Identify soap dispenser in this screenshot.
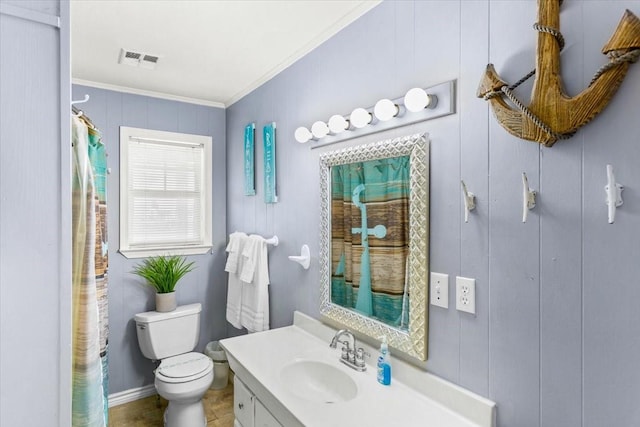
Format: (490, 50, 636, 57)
(377, 336, 391, 385)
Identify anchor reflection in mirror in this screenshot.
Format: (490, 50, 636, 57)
(330, 156, 410, 331)
(320, 133, 428, 360)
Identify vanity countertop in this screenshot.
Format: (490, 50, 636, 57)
(220, 318, 494, 427)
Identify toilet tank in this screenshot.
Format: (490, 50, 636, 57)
(134, 303, 202, 360)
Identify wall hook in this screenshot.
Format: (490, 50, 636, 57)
(604, 164, 623, 224)
(289, 244, 310, 269)
(522, 172, 536, 223)
(460, 180, 476, 223)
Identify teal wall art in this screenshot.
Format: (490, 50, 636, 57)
(244, 123, 256, 196)
(244, 123, 255, 196)
(263, 122, 277, 203)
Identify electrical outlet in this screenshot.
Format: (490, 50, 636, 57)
(430, 272, 449, 309)
(456, 276, 476, 314)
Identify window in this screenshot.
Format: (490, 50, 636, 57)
(120, 126, 212, 258)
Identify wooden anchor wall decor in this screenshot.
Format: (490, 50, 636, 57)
(477, 0, 640, 147)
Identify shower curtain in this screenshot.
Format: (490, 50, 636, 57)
(330, 156, 410, 328)
(72, 114, 109, 427)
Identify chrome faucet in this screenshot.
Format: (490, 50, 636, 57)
(330, 329, 355, 350)
(329, 329, 369, 372)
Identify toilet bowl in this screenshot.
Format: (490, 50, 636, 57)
(134, 304, 214, 427)
(155, 352, 214, 427)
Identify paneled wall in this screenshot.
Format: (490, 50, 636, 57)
(0, 0, 70, 425)
(72, 85, 227, 394)
(226, 1, 640, 426)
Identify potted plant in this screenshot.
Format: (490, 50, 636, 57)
(132, 255, 195, 312)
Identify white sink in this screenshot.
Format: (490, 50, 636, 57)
(279, 359, 358, 404)
(221, 319, 496, 426)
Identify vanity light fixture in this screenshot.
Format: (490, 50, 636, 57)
(404, 87, 437, 112)
(350, 107, 373, 129)
(311, 121, 330, 139)
(293, 79, 455, 147)
(373, 98, 400, 122)
(294, 126, 313, 144)
(328, 115, 349, 134)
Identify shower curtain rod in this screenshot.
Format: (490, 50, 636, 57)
(71, 94, 89, 105)
(72, 94, 90, 118)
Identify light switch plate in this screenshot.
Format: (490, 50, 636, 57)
(456, 276, 476, 314)
(430, 272, 449, 309)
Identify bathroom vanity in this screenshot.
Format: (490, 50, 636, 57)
(233, 376, 283, 427)
(220, 312, 496, 427)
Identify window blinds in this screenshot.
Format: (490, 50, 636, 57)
(127, 138, 205, 248)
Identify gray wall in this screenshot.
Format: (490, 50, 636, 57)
(226, 1, 640, 426)
(72, 85, 228, 394)
(0, 0, 71, 425)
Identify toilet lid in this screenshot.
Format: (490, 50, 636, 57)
(157, 352, 211, 379)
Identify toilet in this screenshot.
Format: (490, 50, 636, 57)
(134, 303, 213, 427)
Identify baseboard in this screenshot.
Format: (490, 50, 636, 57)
(108, 384, 157, 408)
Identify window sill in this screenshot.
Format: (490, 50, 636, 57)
(119, 245, 213, 259)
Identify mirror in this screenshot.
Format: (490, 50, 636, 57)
(330, 156, 411, 330)
(319, 133, 429, 361)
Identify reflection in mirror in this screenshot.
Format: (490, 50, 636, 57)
(330, 156, 410, 331)
(319, 133, 429, 361)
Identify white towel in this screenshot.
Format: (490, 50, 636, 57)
(225, 232, 248, 329)
(239, 235, 270, 332)
(225, 231, 245, 274)
(239, 234, 257, 283)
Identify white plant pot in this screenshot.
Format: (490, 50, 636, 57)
(156, 292, 176, 312)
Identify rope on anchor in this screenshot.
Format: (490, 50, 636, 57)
(483, 22, 572, 140)
(533, 23, 565, 50)
(590, 49, 640, 86)
(483, 19, 640, 141)
(484, 23, 564, 99)
(500, 86, 575, 140)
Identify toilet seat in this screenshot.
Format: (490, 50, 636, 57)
(156, 352, 213, 384)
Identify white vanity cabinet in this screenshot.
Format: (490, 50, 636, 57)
(234, 376, 283, 427)
(233, 376, 253, 427)
(221, 313, 497, 427)
(255, 399, 282, 427)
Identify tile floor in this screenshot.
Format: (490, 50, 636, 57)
(108, 382, 235, 427)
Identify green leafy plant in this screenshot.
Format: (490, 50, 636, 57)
(132, 255, 195, 294)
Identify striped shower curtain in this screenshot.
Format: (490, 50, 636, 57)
(330, 156, 410, 329)
(72, 115, 109, 427)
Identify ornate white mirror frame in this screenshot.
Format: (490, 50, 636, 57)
(319, 133, 429, 361)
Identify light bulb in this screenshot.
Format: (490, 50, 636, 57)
(328, 115, 349, 134)
(311, 121, 329, 139)
(294, 126, 312, 143)
(374, 99, 399, 121)
(404, 88, 436, 112)
(350, 108, 372, 129)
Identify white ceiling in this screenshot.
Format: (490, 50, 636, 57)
(71, 0, 380, 107)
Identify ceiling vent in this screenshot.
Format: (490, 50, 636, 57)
(140, 54, 159, 69)
(118, 49, 160, 70)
